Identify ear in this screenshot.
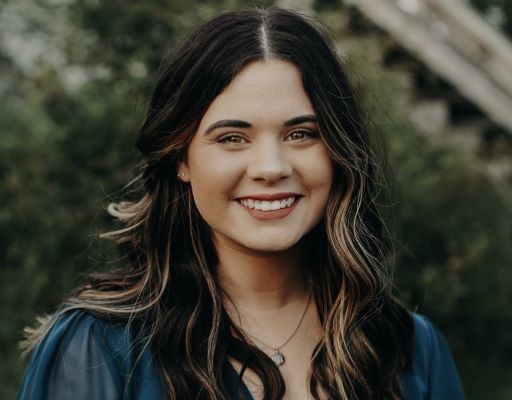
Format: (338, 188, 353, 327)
(177, 160, 191, 182)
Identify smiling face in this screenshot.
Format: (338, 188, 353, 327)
(178, 59, 333, 254)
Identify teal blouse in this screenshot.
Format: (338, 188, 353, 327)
(17, 310, 464, 399)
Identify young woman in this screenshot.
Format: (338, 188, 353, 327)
(17, 7, 464, 400)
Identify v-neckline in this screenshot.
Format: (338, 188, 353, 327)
(225, 361, 256, 400)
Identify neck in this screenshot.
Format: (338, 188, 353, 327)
(215, 239, 309, 312)
(213, 235, 323, 367)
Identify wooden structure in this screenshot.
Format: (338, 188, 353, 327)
(349, 0, 512, 135)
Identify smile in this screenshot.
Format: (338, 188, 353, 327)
(239, 196, 296, 211)
(236, 195, 301, 220)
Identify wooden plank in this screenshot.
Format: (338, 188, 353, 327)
(427, 0, 512, 72)
(426, 0, 512, 96)
(351, 0, 512, 134)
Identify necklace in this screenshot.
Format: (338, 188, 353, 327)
(242, 291, 311, 367)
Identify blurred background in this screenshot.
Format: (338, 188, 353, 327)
(1, 0, 511, 399)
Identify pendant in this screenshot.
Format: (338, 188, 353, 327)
(270, 350, 285, 366)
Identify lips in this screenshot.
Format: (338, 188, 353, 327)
(236, 192, 301, 201)
(237, 198, 300, 219)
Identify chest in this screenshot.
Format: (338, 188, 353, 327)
(229, 346, 328, 400)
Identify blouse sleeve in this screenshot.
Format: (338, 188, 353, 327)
(17, 310, 147, 400)
(401, 313, 465, 400)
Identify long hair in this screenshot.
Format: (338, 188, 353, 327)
(22, 7, 413, 399)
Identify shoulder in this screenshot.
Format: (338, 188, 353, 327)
(33, 309, 137, 371)
(17, 309, 165, 400)
(400, 313, 465, 399)
(410, 313, 444, 366)
(53, 309, 137, 355)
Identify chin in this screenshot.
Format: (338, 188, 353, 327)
(240, 236, 300, 253)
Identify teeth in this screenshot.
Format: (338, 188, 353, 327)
(240, 196, 297, 211)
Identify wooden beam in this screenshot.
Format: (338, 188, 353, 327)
(426, 0, 512, 97)
(351, 0, 512, 134)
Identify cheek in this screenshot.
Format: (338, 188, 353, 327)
(309, 160, 333, 223)
(187, 151, 244, 208)
(301, 147, 334, 196)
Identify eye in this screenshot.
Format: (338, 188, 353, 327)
(217, 134, 248, 146)
(285, 129, 318, 142)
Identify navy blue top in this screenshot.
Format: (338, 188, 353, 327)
(17, 310, 464, 399)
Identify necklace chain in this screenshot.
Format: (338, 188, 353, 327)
(241, 291, 311, 366)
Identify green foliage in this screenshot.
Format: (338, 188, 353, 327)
(1, 1, 511, 399)
(351, 43, 512, 399)
(389, 134, 512, 400)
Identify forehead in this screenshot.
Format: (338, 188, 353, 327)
(198, 60, 315, 129)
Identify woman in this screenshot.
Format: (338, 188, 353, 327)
(17, 6, 464, 400)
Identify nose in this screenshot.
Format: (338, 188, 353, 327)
(246, 138, 292, 182)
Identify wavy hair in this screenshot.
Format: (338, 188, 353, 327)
(22, 7, 413, 399)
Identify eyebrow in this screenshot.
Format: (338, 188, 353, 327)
(204, 114, 317, 135)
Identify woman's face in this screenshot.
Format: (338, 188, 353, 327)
(178, 59, 333, 253)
